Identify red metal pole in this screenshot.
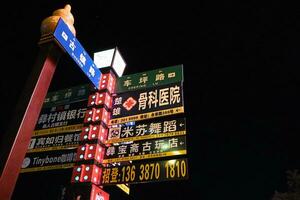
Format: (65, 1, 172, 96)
(0, 42, 62, 199)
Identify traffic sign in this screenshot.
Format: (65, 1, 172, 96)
(53, 18, 102, 89)
(102, 158, 188, 185)
(43, 84, 91, 108)
(116, 65, 183, 93)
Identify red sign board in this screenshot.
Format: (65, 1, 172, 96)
(90, 184, 109, 200)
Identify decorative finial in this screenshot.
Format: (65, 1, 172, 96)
(40, 4, 76, 36)
(64, 4, 71, 12)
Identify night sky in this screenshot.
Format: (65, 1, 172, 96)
(1, 1, 300, 200)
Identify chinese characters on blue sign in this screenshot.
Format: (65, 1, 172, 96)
(53, 18, 101, 89)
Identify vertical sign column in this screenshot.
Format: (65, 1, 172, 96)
(69, 72, 116, 200)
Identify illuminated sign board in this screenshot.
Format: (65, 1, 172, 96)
(107, 117, 186, 143)
(34, 100, 87, 130)
(116, 65, 183, 93)
(33, 124, 83, 137)
(53, 18, 101, 89)
(27, 131, 80, 153)
(110, 83, 184, 125)
(103, 136, 187, 163)
(102, 158, 188, 185)
(22, 85, 90, 173)
(20, 149, 76, 173)
(43, 84, 91, 108)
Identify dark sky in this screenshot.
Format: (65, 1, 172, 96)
(1, 1, 300, 200)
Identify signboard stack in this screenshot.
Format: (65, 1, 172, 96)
(101, 65, 189, 186)
(20, 84, 92, 173)
(69, 72, 116, 199)
(10, 7, 188, 199)
(14, 85, 96, 199)
(52, 17, 116, 200)
(17, 65, 188, 199)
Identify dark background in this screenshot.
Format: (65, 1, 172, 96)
(1, 1, 300, 200)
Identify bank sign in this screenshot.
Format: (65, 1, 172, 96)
(34, 100, 87, 130)
(110, 83, 184, 125)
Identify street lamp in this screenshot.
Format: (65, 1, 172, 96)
(93, 47, 126, 77)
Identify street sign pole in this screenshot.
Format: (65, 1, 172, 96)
(0, 5, 74, 199)
(0, 40, 62, 200)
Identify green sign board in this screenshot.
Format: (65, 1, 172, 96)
(116, 64, 183, 93)
(43, 84, 92, 108)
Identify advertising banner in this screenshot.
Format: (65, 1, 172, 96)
(27, 131, 81, 153)
(110, 82, 184, 125)
(34, 100, 87, 131)
(102, 158, 188, 185)
(103, 136, 187, 163)
(20, 149, 77, 173)
(107, 117, 186, 143)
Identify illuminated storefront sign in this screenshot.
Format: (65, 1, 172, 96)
(28, 131, 81, 153)
(102, 158, 188, 185)
(107, 117, 186, 143)
(20, 149, 77, 173)
(110, 82, 184, 125)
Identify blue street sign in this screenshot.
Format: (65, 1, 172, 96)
(53, 18, 101, 89)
